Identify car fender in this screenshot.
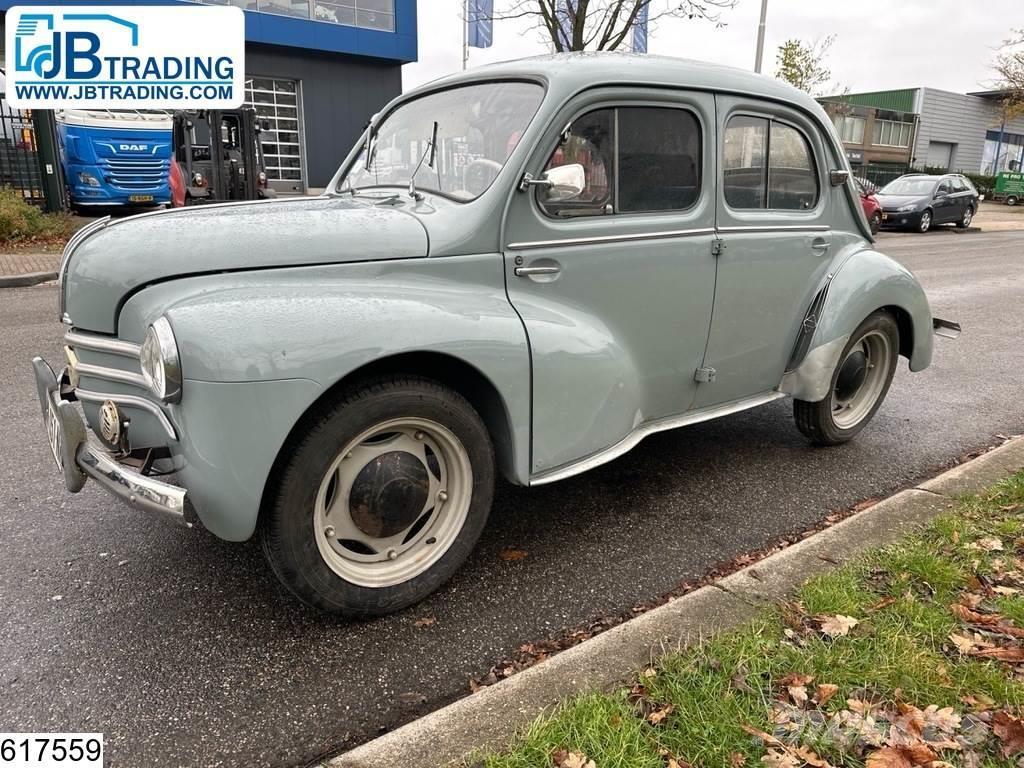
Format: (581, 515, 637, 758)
(779, 247, 933, 403)
(119, 255, 531, 540)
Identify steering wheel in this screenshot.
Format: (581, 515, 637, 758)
(463, 158, 503, 197)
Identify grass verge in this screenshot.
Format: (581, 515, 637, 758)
(479, 471, 1024, 768)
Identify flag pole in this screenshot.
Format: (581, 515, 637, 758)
(462, 0, 469, 70)
(753, 0, 768, 73)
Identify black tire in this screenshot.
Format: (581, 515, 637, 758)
(917, 209, 932, 233)
(260, 376, 495, 617)
(869, 211, 881, 234)
(793, 311, 900, 446)
(956, 205, 974, 229)
(1007, 195, 1019, 207)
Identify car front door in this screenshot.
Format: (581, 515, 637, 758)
(933, 179, 956, 223)
(693, 95, 834, 410)
(503, 90, 717, 479)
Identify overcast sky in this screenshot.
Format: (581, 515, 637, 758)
(402, 0, 1021, 95)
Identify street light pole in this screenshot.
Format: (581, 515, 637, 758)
(753, 0, 768, 73)
(462, 0, 470, 70)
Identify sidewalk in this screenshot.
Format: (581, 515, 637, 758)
(0, 251, 60, 287)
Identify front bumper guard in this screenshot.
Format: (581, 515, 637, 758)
(32, 356, 189, 525)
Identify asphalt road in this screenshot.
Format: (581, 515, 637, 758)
(2, 230, 1023, 768)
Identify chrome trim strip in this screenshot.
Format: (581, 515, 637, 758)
(76, 362, 147, 389)
(717, 225, 831, 233)
(530, 391, 788, 486)
(507, 227, 716, 251)
(64, 330, 141, 358)
(77, 438, 187, 523)
(75, 389, 178, 440)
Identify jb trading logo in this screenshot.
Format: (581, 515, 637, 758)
(6, 5, 245, 109)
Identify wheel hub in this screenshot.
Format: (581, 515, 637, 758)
(835, 349, 868, 401)
(349, 451, 430, 538)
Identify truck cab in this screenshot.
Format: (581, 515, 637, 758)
(57, 110, 172, 210)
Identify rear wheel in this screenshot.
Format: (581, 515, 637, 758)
(956, 206, 974, 228)
(1007, 195, 1019, 207)
(260, 376, 495, 617)
(918, 209, 932, 233)
(793, 311, 899, 446)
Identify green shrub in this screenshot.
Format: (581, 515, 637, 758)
(962, 172, 997, 196)
(0, 187, 75, 244)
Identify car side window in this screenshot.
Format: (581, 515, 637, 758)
(539, 105, 702, 217)
(950, 177, 967, 193)
(938, 180, 952, 196)
(723, 115, 819, 211)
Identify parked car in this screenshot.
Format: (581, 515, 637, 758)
(875, 173, 979, 232)
(855, 177, 882, 234)
(33, 54, 957, 617)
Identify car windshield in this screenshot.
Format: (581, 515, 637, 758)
(880, 178, 938, 196)
(338, 81, 545, 202)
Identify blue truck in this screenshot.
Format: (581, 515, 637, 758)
(57, 110, 173, 210)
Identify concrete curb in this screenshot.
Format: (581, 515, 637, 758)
(0, 271, 58, 288)
(328, 437, 1024, 768)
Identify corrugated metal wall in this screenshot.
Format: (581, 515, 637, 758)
(916, 89, 1024, 172)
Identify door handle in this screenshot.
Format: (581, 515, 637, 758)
(810, 237, 830, 253)
(515, 265, 562, 277)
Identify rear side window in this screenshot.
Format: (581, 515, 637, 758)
(724, 115, 819, 211)
(539, 105, 701, 217)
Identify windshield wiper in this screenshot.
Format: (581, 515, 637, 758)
(407, 121, 439, 202)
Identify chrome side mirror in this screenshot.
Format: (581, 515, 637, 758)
(829, 168, 850, 186)
(520, 163, 587, 199)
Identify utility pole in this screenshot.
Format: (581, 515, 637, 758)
(462, 0, 469, 70)
(753, 0, 768, 73)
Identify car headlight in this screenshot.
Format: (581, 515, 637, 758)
(139, 316, 182, 403)
(897, 204, 918, 212)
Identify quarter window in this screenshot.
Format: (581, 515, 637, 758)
(723, 115, 819, 211)
(539, 106, 702, 217)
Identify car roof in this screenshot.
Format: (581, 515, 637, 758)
(424, 52, 825, 117)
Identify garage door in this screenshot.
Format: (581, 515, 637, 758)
(926, 141, 954, 171)
(245, 77, 305, 194)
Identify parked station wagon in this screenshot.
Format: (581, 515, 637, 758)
(34, 54, 958, 616)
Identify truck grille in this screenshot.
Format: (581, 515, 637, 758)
(100, 157, 168, 190)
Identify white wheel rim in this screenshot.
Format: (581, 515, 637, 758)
(313, 417, 473, 588)
(920, 212, 931, 231)
(963, 208, 972, 226)
(831, 330, 892, 430)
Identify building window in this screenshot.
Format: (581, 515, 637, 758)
(872, 119, 913, 148)
(832, 115, 865, 144)
(196, 0, 395, 31)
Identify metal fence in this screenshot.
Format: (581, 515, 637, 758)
(854, 164, 910, 191)
(0, 98, 66, 211)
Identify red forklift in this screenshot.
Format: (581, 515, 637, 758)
(171, 108, 276, 205)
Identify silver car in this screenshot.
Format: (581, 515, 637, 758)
(33, 54, 957, 616)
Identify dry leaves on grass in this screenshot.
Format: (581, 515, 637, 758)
(947, 594, 1024, 665)
(816, 614, 860, 638)
(551, 748, 596, 768)
(992, 711, 1024, 757)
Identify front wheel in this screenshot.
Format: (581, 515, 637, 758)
(956, 206, 974, 228)
(918, 209, 932, 233)
(793, 311, 899, 446)
(260, 376, 495, 616)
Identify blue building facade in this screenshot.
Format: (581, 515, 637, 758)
(0, 0, 417, 190)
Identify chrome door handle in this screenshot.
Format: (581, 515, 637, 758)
(515, 265, 561, 277)
(810, 237, 831, 253)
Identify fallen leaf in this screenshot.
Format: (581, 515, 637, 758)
(552, 749, 596, 768)
(413, 616, 436, 627)
(818, 614, 859, 638)
(760, 750, 799, 768)
(642, 667, 657, 679)
(993, 711, 1024, 757)
(778, 672, 814, 687)
(815, 683, 840, 706)
(973, 536, 1004, 552)
(993, 586, 1021, 596)
(970, 646, 1024, 662)
(741, 724, 787, 749)
(647, 703, 674, 725)
(922, 705, 961, 734)
(949, 632, 982, 654)
(730, 752, 747, 767)
(499, 548, 528, 561)
(867, 596, 897, 613)
(950, 603, 1003, 625)
(865, 744, 938, 768)
(787, 684, 809, 708)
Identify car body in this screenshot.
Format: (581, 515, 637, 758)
(876, 173, 979, 232)
(855, 177, 882, 234)
(33, 53, 956, 616)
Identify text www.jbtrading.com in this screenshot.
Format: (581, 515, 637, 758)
(13, 83, 234, 101)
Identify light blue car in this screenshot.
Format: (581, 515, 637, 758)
(33, 54, 958, 616)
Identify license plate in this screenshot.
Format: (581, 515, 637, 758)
(881, 213, 888, 220)
(45, 398, 64, 471)
(129, 194, 154, 202)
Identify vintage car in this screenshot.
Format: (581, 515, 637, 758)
(33, 54, 958, 616)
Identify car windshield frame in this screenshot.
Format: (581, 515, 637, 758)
(335, 78, 547, 203)
(879, 177, 940, 196)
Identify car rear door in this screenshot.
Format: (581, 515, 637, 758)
(503, 89, 717, 479)
(693, 95, 834, 409)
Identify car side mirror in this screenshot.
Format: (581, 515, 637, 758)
(542, 163, 586, 201)
(829, 169, 850, 186)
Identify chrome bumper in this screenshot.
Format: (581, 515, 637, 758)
(31, 356, 189, 525)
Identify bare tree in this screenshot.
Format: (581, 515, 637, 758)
(486, 0, 737, 53)
(993, 28, 1024, 121)
(774, 35, 835, 95)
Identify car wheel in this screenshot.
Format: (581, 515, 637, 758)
(260, 376, 495, 617)
(869, 211, 881, 234)
(1007, 195, 1019, 207)
(918, 210, 932, 233)
(956, 206, 974, 228)
(793, 311, 899, 446)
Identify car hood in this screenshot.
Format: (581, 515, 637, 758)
(63, 196, 430, 332)
(875, 194, 928, 209)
